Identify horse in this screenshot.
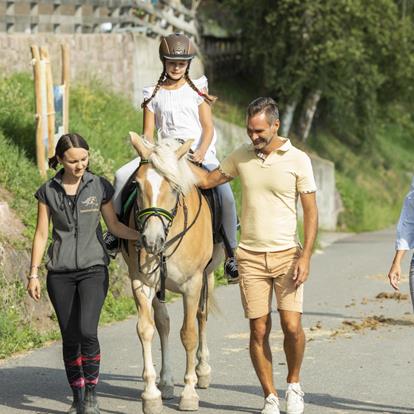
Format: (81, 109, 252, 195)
(121, 132, 223, 414)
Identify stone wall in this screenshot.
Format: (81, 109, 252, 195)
(214, 117, 341, 231)
(0, 32, 204, 105)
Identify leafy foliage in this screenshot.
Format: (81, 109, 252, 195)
(222, 0, 414, 144)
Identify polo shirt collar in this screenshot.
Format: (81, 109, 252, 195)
(277, 138, 292, 152)
(249, 138, 292, 156)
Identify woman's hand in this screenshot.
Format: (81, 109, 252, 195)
(388, 262, 401, 290)
(27, 278, 41, 301)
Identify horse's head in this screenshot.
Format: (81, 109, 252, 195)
(129, 132, 195, 255)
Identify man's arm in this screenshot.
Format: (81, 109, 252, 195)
(293, 192, 318, 287)
(189, 163, 233, 189)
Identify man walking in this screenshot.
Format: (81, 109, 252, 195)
(190, 97, 318, 414)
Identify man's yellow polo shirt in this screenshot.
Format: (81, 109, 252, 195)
(220, 139, 317, 252)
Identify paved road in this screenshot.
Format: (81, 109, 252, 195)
(1, 229, 414, 414)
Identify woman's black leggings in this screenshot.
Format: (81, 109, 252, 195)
(47, 265, 109, 390)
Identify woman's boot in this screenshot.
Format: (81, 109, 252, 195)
(82, 386, 100, 414)
(68, 387, 83, 414)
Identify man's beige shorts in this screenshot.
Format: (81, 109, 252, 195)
(236, 246, 304, 319)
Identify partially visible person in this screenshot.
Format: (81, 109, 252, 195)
(189, 97, 318, 414)
(388, 177, 414, 309)
(27, 133, 139, 414)
(109, 33, 239, 283)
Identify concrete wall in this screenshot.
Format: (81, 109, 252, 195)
(0, 33, 204, 105)
(214, 117, 341, 231)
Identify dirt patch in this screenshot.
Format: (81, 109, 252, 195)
(375, 291, 409, 301)
(0, 186, 25, 241)
(332, 315, 414, 337)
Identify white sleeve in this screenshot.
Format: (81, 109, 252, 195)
(142, 86, 155, 113)
(396, 190, 414, 250)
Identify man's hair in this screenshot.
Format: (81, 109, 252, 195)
(247, 97, 279, 125)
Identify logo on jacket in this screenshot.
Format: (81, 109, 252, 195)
(80, 196, 99, 212)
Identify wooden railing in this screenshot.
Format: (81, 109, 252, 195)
(201, 35, 242, 81)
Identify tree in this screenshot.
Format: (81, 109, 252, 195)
(223, 0, 414, 143)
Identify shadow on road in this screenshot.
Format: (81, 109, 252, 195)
(2, 366, 413, 414)
(307, 393, 414, 413)
(0, 366, 143, 413)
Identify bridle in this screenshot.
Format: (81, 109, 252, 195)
(134, 159, 203, 302)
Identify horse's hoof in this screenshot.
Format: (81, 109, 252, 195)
(159, 384, 174, 400)
(197, 374, 211, 389)
(179, 396, 199, 411)
(142, 397, 163, 414)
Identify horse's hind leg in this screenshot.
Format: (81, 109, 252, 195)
(179, 288, 201, 411)
(131, 279, 163, 414)
(196, 271, 214, 389)
(152, 297, 174, 400)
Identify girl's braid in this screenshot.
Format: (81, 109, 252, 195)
(141, 70, 166, 109)
(184, 72, 217, 106)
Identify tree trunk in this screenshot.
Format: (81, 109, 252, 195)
(280, 100, 298, 137)
(297, 89, 321, 142)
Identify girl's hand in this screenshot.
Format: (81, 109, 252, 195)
(191, 148, 206, 164)
(27, 278, 41, 301)
(388, 262, 401, 290)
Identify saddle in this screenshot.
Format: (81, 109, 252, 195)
(119, 168, 139, 253)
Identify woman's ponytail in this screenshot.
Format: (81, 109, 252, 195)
(48, 155, 59, 170)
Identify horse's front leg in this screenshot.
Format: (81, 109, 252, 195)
(152, 296, 174, 400)
(131, 279, 163, 414)
(179, 284, 202, 411)
(196, 271, 215, 389)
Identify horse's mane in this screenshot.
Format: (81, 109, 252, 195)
(145, 138, 198, 195)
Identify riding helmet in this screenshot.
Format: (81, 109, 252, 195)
(159, 33, 196, 61)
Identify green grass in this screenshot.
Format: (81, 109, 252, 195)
(70, 80, 143, 171)
(0, 271, 59, 359)
(309, 127, 412, 232)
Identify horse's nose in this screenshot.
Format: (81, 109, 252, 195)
(157, 235, 165, 249)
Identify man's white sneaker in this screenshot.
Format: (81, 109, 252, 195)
(286, 383, 305, 414)
(261, 393, 280, 414)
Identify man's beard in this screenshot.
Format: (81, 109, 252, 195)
(253, 136, 271, 148)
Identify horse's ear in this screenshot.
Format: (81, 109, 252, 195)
(129, 131, 152, 159)
(175, 139, 194, 160)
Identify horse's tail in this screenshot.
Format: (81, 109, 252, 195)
(199, 268, 220, 319)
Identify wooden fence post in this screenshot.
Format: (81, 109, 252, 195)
(39, 47, 56, 158)
(61, 44, 70, 134)
(30, 45, 47, 177)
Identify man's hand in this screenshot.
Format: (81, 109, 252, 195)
(190, 148, 207, 164)
(293, 255, 310, 288)
(27, 278, 41, 301)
